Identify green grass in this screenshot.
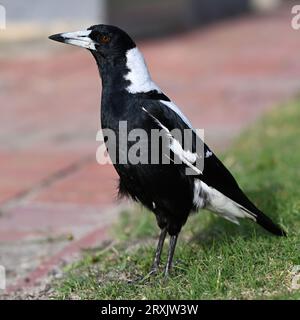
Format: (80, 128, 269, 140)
(53, 100, 300, 299)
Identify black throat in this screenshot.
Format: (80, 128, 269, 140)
(91, 51, 130, 94)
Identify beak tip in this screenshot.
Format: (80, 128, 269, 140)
(48, 33, 64, 43)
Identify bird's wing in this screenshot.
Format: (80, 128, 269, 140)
(141, 100, 262, 218)
(141, 106, 202, 175)
(141, 99, 286, 236)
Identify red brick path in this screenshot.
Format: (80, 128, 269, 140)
(1, 5, 300, 295)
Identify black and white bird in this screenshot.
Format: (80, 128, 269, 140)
(49, 25, 286, 276)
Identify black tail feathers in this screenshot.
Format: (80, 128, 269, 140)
(256, 211, 287, 237)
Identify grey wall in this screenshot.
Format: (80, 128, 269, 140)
(1, 0, 260, 38)
(1, 0, 106, 25)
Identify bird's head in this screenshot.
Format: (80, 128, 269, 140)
(49, 24, 136, 60)
(49, 25, 156, 93)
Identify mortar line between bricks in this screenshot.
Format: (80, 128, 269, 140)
(0, 154, 95, 212)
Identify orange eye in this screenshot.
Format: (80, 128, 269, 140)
(100, 35, 110, 44)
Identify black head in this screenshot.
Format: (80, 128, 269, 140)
(49, 24, 136, 59)
(49, 25, 152, 93)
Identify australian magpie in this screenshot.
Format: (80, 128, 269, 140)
(49, 25, 286, 276)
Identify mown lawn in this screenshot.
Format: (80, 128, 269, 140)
(54, 100, 300, 299)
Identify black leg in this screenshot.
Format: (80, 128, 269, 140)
(164, 234, 178, 277)
(150, 227, 167, 274)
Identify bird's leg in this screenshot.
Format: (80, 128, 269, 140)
(149, 227, 167, 275)
(128, 228, 167, 284)
(164, 234, 178, 277)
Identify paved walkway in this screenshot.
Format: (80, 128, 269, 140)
(1, 5, 300, 297)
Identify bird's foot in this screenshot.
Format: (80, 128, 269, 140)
(149, 263, 159, 276)
(127, 267, 159, 284)
(140, 266, 160, 282)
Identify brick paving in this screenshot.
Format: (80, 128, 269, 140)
(1, 5, 300, 296)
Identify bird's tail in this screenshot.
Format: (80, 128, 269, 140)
(232, 187, 287, 237)
(254, 210, 286, 236)
(240, 202, 287, 236)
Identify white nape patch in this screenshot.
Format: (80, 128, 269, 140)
(124, 49, 194, 128)
(62, 30, 96, 51)
(142, 107, 201, 174)
(205, 150, 213, 158)
(160, 100, 193, 129)
(194, 179, 256, 224)
(125, 49, 194, 129)
(125, 48, 162, 94)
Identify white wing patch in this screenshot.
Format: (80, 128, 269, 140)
(170, 139, 201, 175)
(125, 47, 161, 94)
(193, 179, 256, 224)
(160, 100, 193, 129)
(142, 107, 201, 175)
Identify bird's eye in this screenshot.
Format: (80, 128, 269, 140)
(99, 35, 111, 44)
